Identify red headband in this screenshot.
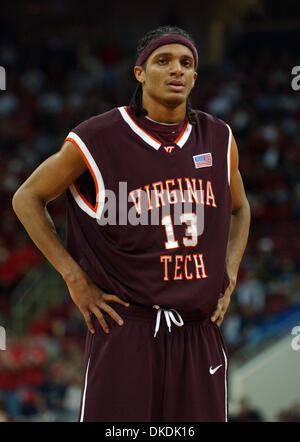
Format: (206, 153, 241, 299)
(135, 34, 198, 69)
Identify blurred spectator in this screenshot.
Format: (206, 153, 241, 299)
(19, 386, 47, 419)
(29, 311, 53, 337)
(276, 402, 300, 422)
(0, 334, 24, 420)
(230, 398, 263, 422)
(221, 305, 244, 353)
(236, 271, 266, 320)
(61, 371, 82, 421)
(0, 398, 10, 422)
(43, 360, 68, 413)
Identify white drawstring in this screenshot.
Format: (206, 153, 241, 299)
(153, 305, 184, 337)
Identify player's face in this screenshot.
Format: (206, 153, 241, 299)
(140, 43, 197, 107)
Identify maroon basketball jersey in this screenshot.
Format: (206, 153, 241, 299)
(65, 106, 232, 315)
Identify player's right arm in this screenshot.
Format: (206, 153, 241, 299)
(12, 141, 129, 334)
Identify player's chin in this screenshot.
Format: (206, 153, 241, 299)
(164, 92, 187, 107)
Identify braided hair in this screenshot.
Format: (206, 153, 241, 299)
(129, 26, 197, 125)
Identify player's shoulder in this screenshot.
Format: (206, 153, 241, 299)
(72, 107, 122, 136)
(193, 109, 229, 131)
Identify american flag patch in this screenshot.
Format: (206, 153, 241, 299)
(193, 153, 212, 169)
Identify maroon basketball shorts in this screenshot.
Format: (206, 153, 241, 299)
(78, 303, 228, 422)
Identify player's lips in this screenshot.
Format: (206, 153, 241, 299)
(166, 80, 185, 92)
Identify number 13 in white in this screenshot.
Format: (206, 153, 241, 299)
(162, 213, 198, 250)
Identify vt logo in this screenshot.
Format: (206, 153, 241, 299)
(163, 145, 175, 153)
(160, 143, 178, 155)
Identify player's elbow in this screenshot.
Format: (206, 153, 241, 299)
(242, 197, 251, 218)
(12, 186, 27, 217)
(12, 185, 44, 218)
(232, 196, 251, 218)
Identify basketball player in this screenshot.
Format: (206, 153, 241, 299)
(12, 26, 250, 421)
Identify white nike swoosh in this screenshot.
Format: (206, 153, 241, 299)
(209, 364, 223, 375)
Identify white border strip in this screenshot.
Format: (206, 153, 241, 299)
(225, 124, 232, 186)
(221, 345, 228, 422)
(80, 355, 91, 422)
(118, 106, 193, 151)
(67, 131, 106, 220)
(177, 122, 192, 148)
(118, 107, 161, 150)
(69, 183, 97, 218)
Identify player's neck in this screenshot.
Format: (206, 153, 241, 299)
(142, 97, 186, 124)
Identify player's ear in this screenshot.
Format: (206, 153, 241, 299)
(134, 66, 146, 84)
(192, 71, 197, 88)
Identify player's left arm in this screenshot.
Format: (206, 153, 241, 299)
(211, 135, 251, 327)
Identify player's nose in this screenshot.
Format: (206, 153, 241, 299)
(169, 60, 184, 76)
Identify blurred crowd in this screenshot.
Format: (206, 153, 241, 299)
(229, 398, 300, 422)
(0, 4, 300, 422)
(0, 303, 85, 421)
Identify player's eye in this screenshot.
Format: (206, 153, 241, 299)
(182, 60, 192, 67)
(158, 58, 168, 65)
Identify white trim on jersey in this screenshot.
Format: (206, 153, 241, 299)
(118, 106, 161, 149)
(221, 344, 228, 422)
(118, 106, 193, 149)
(66, 131, 106, 220)
(176, 121, 193, 148)
(80, 355, 91, 422)
(225, 124, 232, 186)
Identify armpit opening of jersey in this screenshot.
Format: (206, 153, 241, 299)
(65, 132, 105, 220)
